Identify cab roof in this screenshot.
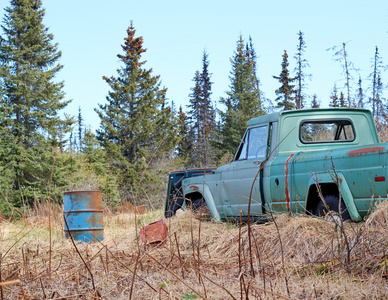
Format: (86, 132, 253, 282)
(247, 108, 372, 128)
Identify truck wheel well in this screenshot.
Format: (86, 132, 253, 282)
(306, 183, 339, 215)
(185, 192, 204, 205)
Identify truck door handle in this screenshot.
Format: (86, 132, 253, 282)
(254, 160, 262, 165)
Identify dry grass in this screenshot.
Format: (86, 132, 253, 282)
(1, 202, 388, 299)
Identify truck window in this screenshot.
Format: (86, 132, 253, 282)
(247, 126, 268, 159)
(235, 125, 268, 161)
(235, 132, 248, 160)
(300, 119, 355, 143)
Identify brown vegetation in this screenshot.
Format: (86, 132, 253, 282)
(1, 202, 388, 299)
(116, 202, 149, 215)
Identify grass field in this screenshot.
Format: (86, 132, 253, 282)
(1, 201, 388, 299)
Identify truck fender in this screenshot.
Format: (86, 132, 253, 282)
(183, 184, 222, 221)
(306, 172, 362, 221)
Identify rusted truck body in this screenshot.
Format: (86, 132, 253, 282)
(165, 108, 388, 221)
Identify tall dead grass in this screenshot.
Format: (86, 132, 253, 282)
(1, 202, 388, 299)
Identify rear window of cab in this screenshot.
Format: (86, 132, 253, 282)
(300, 119, 355, 144)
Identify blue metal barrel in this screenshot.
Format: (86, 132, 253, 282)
(64, 191, 104, 242)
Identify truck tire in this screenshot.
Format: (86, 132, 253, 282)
(190, 197, 212, 221)
(315, 195, 351, 221)
(191, 197, 207, 211)
(165, 197, 184, 218)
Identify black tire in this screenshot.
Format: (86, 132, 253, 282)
(165, 197, 184, 218)
(191, 197, 207, 211)
(190, 197, 211, 221)
(315, 195, 351, 221)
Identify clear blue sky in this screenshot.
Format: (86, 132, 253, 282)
(1, 0, 387, 130)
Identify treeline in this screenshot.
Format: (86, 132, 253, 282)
(0, 0, 386, 216)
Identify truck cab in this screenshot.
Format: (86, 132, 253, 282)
(167, 108, 386, 221)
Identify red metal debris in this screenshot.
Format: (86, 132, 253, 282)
(139, 219, 168, 246)
(347, 146, 385, 157)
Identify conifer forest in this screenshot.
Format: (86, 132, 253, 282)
(0, 0, 387, 216)
(1, 1, 388, 224)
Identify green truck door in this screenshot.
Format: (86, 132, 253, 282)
(221, 125, 268, 217)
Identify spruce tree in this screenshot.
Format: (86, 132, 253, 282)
(95, 22, 177, 196)
(69, 131, 74, 153)
(356, 77, 364, 108)
(176, 106, 192, 162)
(0, 0, 72, 208)
(375, 75, 386, 128)
(82, 129, 120, 207)
(311, 94, 320, 108)
(78, 106, 83, 151)
(247, 36, 261, 98)
(186, 51, 216, 167)
(273, 50, 296, 110)
(329, 84, 339, 108)
(294, 31, 310, 109)
(219, 35, 264, 155)
(0, 97, 16, 214)
(187, 70, 201, 153)
(369, 46, 384, 118)
(339, 92, 346, 107)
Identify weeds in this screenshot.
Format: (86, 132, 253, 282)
(1, 203, 388, 299)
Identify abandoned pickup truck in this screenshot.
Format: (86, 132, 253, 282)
(165, 108, 388, 221)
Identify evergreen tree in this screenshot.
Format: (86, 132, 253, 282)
(0, 0, 72, 208)
(187, 70, 201, 159)
(375, 75, 386, 128)
(82, 129, 120, 207)
(294, 31, 310, 109)
(95, 22, 177, 197)
(329, 84, 339, 108)
(219, 35, 264, 155)
(72, 132, 77, 153)
(273, 50, 296, 110)
(369, 46, 384, 118)
(0, 97, 16, 214)
(186, 51, 216, 167)
(69, 131, 74, 153)
(356, 76, 364, 108)
(78, 106, 83, 151)
(339, 92, 346, 107)
(246, 36, 261, 98)
(176, 106, 192, 162)
(311, 94, 320, 108)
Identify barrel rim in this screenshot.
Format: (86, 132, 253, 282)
(64, 190, 102, 195)
(63, 209, 103, 213)
(65, 228, 104, 232)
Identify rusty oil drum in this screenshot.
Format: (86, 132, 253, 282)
(63, 191, 104, 242)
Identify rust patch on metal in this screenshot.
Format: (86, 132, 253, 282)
(190, 185, 199, 191)
(347, 146, 385, 157)
(140, 219, 168, 246)
(63, 191, 103, 242)
(284, 154, 294, 212)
